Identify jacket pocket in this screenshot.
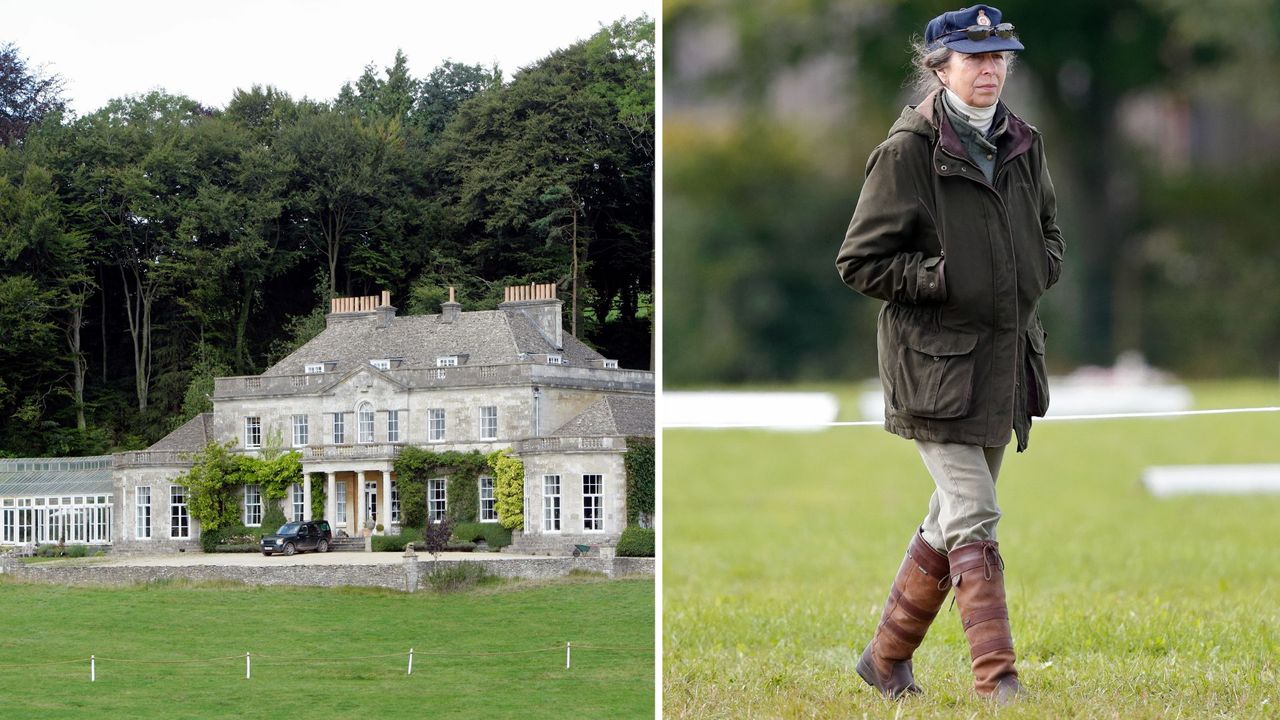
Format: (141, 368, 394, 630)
(1025, 323, 1050, 417)
(895, 328, 980, 419)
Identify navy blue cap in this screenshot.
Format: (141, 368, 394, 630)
(925, 4, 1025, 54)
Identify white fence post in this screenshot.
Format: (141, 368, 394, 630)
(246, 652, 251, 680)
(407, 648, 414, 676)
(566, 641, 571, 669)
(90, 655, 95, 682)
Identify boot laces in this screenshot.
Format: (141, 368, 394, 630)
(982, 542, 1004, 581)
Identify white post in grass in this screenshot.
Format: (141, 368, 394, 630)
(90, 655, 95, 682)
(566, 641, 571, 669)
(407, 648, 414, 675)
(246, 652, 251, 679)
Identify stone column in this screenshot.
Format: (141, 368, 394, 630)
(356, 470, 367, 533)
(326, 472, 336, 524)
(382, 466, 393, 533)
(303, 474, 313, 522)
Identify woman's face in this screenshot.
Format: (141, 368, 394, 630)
(937, 51, 1007, 108)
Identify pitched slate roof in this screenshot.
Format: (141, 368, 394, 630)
(0, 456, 113, 497)
(551, 395, 654, 438)
(148, 413, 213, 452)
(264, 309, 604, 377)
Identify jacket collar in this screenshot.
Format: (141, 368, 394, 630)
(914, 89, 1035, 173)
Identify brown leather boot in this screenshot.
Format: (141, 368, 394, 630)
(949, 541, 1022, 703)
(856, 531, 951, 698)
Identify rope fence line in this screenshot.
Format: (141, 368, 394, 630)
(664, 405, 1280, 430)
(0, 641, 655, 679)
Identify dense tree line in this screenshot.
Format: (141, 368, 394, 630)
(0, 17, 653, 456)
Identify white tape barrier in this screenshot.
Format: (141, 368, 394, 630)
(1143, 465, 1280, 497)
(664, 405, 1280, 429)
(663, 392, 839, 431)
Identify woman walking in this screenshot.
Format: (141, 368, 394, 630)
(835, 4, 1064, 704)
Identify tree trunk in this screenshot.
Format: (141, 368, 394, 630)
(66, 296, 87, 431)
(571, 207, 578, 338)
(120, 265, 151, 412)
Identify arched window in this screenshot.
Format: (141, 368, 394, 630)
(357, 402, 375, 444)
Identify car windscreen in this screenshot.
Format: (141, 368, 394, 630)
(277, 522, 302, 534)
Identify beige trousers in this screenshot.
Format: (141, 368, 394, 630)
(915, 440, 1007, 553)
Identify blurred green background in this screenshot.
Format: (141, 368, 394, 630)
(664, 0, 1280, 385)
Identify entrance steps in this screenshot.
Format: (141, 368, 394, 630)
(327, 536, 368, 553)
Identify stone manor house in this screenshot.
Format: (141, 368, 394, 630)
(0, 285, 654, 554)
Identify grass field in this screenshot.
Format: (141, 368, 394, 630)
(663, 380, 1280, 718)
(0, 575, 653, 719)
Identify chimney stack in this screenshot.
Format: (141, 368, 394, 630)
(440, 286, 462, 324)
(327, 290, 395, 328)
(499, 283, 562, 349)
(376, 290, 396, 329)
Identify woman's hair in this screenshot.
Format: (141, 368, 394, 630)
(908, 36, 1016, 96)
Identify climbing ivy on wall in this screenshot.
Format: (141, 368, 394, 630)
(178, 441, 304, 532)
(624, 437, 655, 526)
(487, 449, 525, 531)
(393, 447, 489, 528)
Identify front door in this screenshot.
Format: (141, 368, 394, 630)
(364, 481, 378, 529)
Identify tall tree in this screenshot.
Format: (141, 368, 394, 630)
(0, 42, 67, 147)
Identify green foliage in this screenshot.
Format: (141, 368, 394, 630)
(615, 526, 654, 558)
(309, 472, 327, 521)
(487, 450, 524, 530)
(623, 437, 655, 526)
(425, 562, 496, 593)
(198, 524, 260, 553)
(370, 527, 422, 553)
(393, 447, 489, 527)
(260, 503, 287, 534)
(451, 522, 512, 549)
(178, 441, 302, 532)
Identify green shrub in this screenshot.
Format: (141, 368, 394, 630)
(451, 522, 512, 549)
(35, 544, 59, 557)
(615, 526, 654, 557)
(624, 437, 655, 526)
(425, 562, 496, 593)
(66, 544, 88, 558)
(200, 524, 259, 553)
(260, 503, 287, 534)
(371, 527, 422, 552)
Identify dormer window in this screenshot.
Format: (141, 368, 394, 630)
(602, 359, 618, 369)
(304, 363, 325, 374)
(436, 356, 459, 367)
(546, 355, 564, 365)
(370, 359, 391, 371)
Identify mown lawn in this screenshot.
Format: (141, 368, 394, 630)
(663, 380, 1280, 718)
(0, 576, 653, 719)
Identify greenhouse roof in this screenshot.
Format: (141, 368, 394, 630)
(0, 456, 114, 498)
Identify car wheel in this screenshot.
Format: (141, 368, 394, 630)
(318, 539, 329, 553)
(283, 542, 296, 556)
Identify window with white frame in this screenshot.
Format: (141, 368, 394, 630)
(480, 406, 498, 440)
(336, 482, 347, 524)
(243, 485, 263, 526)
(304, 363, 325, 374)
(602, 359, 619, 369)
(543, 475, 561, 532)
(428, 478, 447, 522)
(291, 483, 305, 521)
(390, 480, 401, 523)
(436, 356, 458, 367)
(370, 358, 391, 370)
(546, 354, 564, 365)
(292, 414, 309, 447)
(428, 409, 445, 442)
(357, 402, 375, 443)
(532, 389, 541, 436)
(170, 486, 189, 539)
(332, 412, 347, 444)
(583, 474, 603, 531)
(135, 486, 151, 539)
(387, 410, 401, 442)
(479, 477, 497, 522)
(244, 416, 262, 449)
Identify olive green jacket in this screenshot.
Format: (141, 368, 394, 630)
(836, 90, 1065, 451)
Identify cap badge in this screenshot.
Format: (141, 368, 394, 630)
(976, 9, 991, 26)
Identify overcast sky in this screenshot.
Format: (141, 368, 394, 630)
(4, 0, 655, 116)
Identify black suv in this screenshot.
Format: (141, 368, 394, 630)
(261, 520, 332, 556)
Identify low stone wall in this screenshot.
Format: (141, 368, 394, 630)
(0, 555, 654, 593)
